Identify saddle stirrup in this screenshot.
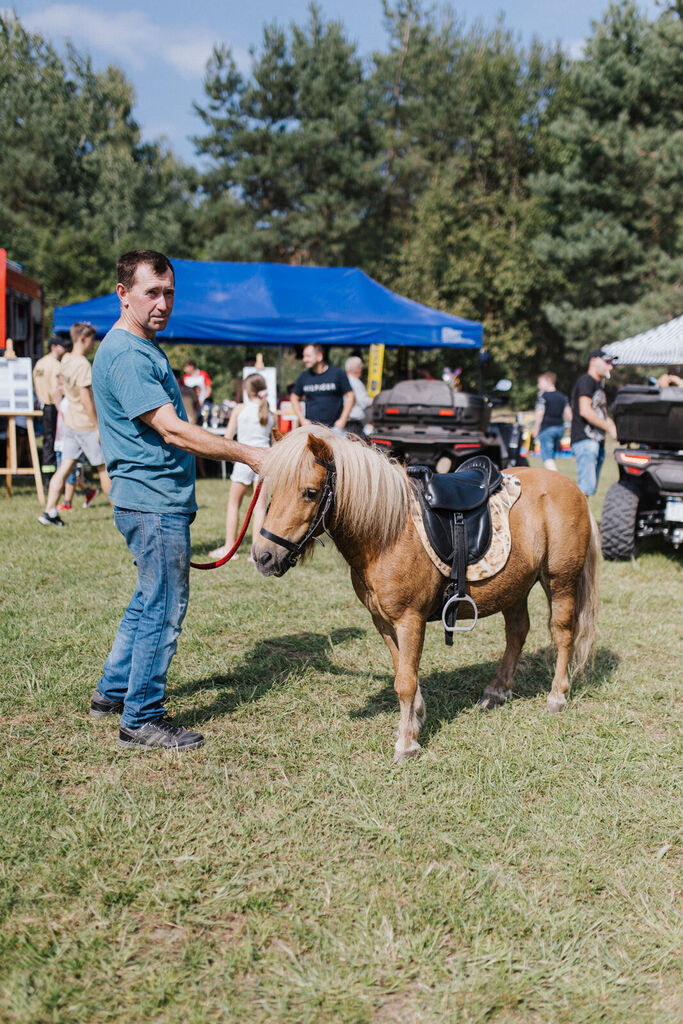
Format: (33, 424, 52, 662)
(442, 511, 478, 642)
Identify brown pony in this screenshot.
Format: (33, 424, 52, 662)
(252, 427, 600, 763)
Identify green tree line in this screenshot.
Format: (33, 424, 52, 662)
(1, 1, 680, 398)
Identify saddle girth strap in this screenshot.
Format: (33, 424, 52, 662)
(444, 512, 467, 646)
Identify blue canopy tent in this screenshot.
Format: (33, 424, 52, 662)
(52, 260, 482, 350)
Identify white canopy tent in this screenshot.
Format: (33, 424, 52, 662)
(603, 314, 683, 366)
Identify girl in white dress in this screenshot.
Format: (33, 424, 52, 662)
(209, 374, 273, 560)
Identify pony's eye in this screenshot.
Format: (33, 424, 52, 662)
(303, 487, 318, 500)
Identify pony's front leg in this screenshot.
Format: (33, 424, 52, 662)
(371, 613, 427, 738)
(392, 612, 427, 764)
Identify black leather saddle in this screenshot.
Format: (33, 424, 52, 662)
(408, 456, 503, 567)
(408, 456, 504, 641)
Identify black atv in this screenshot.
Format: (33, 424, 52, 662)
(601, 384, 683, 559)
(369, 378, 527, 472)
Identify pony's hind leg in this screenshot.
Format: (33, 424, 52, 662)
(480, 597, 530, 709)
(543, 583, 576, 713)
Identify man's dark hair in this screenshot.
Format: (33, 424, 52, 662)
(183, 359, 197, 369)
(117, 250, 174, 290)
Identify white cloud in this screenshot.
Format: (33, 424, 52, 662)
(167, 38, 215, 78)
(20, 3, 250, 78)
(23, 5, 153, 70)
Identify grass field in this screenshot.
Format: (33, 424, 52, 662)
(1, 450, 681, 1023)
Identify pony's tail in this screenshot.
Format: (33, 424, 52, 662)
(572, 511, 600, 674)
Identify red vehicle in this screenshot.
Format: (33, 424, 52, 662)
(0, 248, 44, 360)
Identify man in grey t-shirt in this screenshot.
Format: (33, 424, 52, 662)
(90, 249, 266, 752)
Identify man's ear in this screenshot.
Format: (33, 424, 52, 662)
(307, 433, 333, 465)
(271, 426, 284, 444)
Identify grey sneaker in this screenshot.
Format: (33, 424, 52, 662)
(119, 716, 204, 751)
(38, 511, 65, 527)
(90, 690, 124, 718)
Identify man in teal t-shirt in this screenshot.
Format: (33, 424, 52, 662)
(91, 249, 266, 752)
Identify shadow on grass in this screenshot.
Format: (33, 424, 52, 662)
(632, 537, 683, 563)
(172, 627, 366, 725)
(350, 645, 620, 748)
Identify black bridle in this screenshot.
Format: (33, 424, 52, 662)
(260, 457, 336, 570)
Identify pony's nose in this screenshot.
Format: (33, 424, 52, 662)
(252, 546, 273, 570)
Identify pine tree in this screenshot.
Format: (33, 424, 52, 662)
(371, 3, 567, 394)
(193, 4, 381, 265)
(532, 1, 683, 365)
(0, 14, 196, 307)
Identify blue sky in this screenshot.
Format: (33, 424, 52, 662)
(10, 0, 660, 164)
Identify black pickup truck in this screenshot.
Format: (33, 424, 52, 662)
(369, 379, 525, 472)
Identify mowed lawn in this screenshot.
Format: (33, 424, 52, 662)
(1, 450, 681, 1024)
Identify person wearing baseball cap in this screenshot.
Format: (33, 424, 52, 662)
(570, 348, 618, 495)
(32, 335, 72, 476)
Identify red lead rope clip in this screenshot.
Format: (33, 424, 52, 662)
(190, 482, 263, 570)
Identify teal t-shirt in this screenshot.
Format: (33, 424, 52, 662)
(92, 327, 196, 513)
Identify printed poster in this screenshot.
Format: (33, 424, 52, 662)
(0, 358, 34, 414)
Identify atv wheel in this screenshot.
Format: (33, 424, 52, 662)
(601, 480, 640, 560)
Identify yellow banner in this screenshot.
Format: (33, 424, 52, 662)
(367, 343, 385, 398)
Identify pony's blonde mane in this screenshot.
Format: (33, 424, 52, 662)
(261, 426, 410, 551)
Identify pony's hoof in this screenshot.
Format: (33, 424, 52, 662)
(479, 687, 510, 711)
(546, 695, 567, 714)
(393, 742, 422, 765)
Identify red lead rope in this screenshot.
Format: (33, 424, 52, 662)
(190, 482, 263, 570)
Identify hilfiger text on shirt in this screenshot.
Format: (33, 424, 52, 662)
(302, 382, 339, 393)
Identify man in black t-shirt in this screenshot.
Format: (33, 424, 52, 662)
(531, 371, 571, 470)
(570, 348, 617, 495)
(291, 344, 355, 432)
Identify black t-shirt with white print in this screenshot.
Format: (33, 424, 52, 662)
(293, 365, 352, 427)
(570, 373, 607, 444)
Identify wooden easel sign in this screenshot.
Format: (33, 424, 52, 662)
(0, 343, 44, 501)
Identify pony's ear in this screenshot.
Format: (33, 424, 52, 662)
(271, 426, 284, 444)
(307, 433, 333, 465)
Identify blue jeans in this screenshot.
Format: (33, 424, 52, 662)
(538, 424, 565, 463)
(572, 438, 605, 496)
(98, 509, 194, 727)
